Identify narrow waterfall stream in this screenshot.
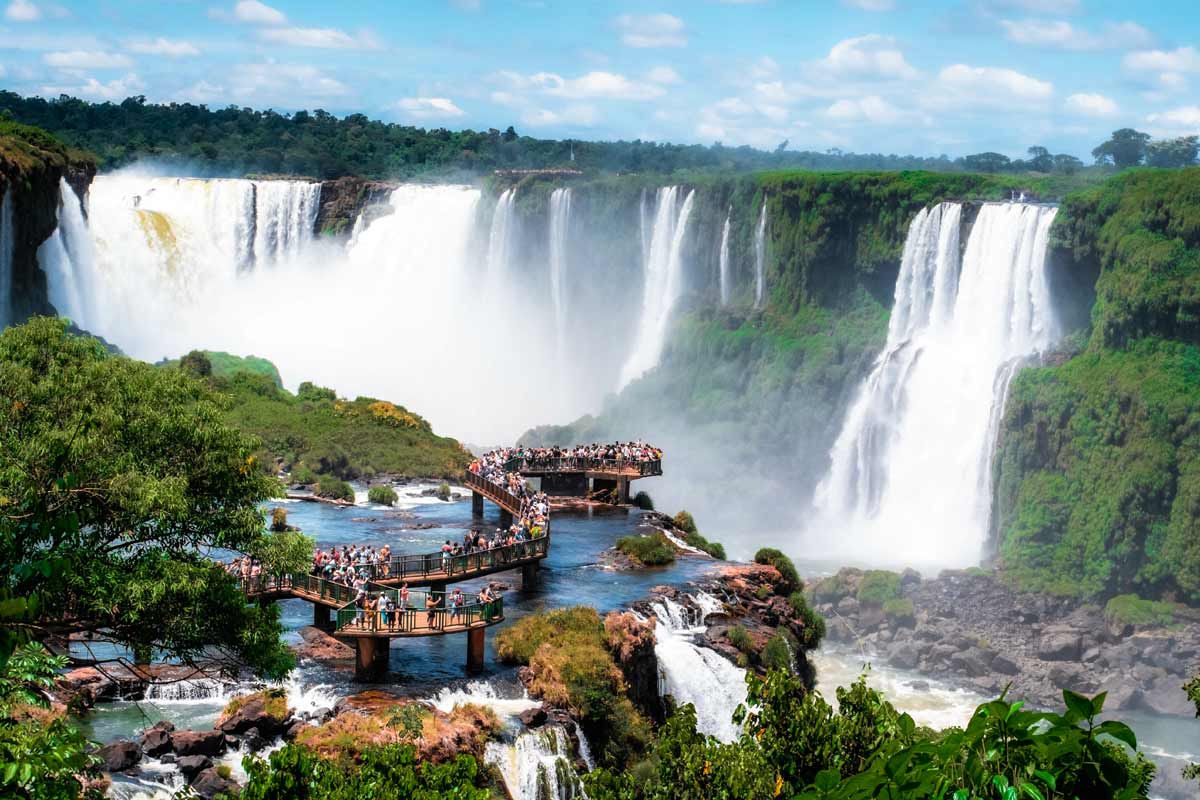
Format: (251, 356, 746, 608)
(718, 210, 731, 306)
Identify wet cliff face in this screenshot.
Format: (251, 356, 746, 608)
(314, 176, 396, 237)
(0, 129, 96, 324)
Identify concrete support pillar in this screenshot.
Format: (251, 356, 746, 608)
(499, 509, 513, 529)
(313, 604, 332, 631)
(471, 491, 484, 517)
(353, 638, 391, 681)
(521, 562, 539, 591)
(466, 626, 486, 673)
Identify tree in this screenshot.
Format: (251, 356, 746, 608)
(1053, 153, 1084, 175)
(961, 152, 1012, 173)
(178, 349, 212, 377)
(1092, 128, 1150, 168)
(1145, 135, 1199, 168)
(1027, 145, 1054, 173)
(0, 318, 291, 678)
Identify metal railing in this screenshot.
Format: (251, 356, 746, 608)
(502, 456, 663, 477)
(373, 536, 549, 581)
(463, 470, 527, 513)
(335, 592, 504, 634)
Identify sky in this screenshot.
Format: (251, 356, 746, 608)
(0, 0, 1198, 159)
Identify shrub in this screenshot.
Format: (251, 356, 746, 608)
(1104, 594, 1176, 628)
(671, 510, 697, 534)
(809, 573, 851, 604)
(632, 491, 654, 510)
(216, 764, 232, 780)
(761, 632, 795, 673)
(616, 534, 676, 566)
(269, 507, 290, 532)
(290, 464, 317, 485)
(882, 597, 916, 626)
(857, 570, 902, 606)
(368, 485, 398, 506)
(316, 477, 355, 503)
(436, 482, 451, 501)
(788, 591, 827, 650)
(727, 625, 753, 653)
(753, 548, 801, 595)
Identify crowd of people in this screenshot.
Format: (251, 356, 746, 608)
(347, 583, 503, 632)
(483, 440, 663, 472)
(469, 449, 551, 540)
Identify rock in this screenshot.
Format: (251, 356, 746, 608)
(217, 691, 291, 738)
(1037, 627, 1082, 661)
(293, 626, 355, 661)
(900, 568, 922, 589)
(191, 767, 238, 799)
(949, 647, 993, 678)
(888, 641, 921, 670)
(1139, 675, 1194, 716)
(858, 606, 885, 631)
(990, 654, 1020, 676)
(97, 740, 142, 772)
(241, 728, 269, 753)
(283, 720, 311, 741)
(159, 753, 176, 764)
(170, 729, 225, 757)
(140, 721, 175, 756)
(1081, 646, 1101, 663)
(519, 706, 548, 727)
(176, 754, 213, 782)
(907, 680, 930, 692)
(1102, 682, 1141, 711)
(1047, 663, 1089, 691)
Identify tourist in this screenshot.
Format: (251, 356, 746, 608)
(426, 593, 440, 629)
(399, 582, 409, 609)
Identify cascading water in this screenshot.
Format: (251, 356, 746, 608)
(0, 187, 13, 329)
(753, 201, 766, 308)
(718, 210, 731, 306)
(485, 725, 586, 800)
(486, 188, 516, 286)
(809, 202, 1061, 568)
(650, 593, 746, 743)
(40, 179, 96, 330)
(618, 186, 695, 389)
(252, 180, 321, 268)
(548, 188, 572, 368)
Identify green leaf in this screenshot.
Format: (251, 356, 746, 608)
(1062, 689, 1093, 721)
(1033, 770, 1058, 790)
(1095, 720, 1138, 750)
(1019, 782, 1047, 800)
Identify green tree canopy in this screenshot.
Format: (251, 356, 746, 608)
(0, 317, 291, 678)
(1092, 128, 1151, 168)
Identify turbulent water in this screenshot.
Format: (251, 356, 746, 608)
(718, 211, 732, 306)
(753, 201, 767, 309)
(548, 188, 572, 370)
(619, 186, 696, 390)
(809, 202, 1060, 568)
(650, 593, 746, 743)
(0, 187, 13, 329)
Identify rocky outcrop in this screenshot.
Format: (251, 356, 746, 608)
(192, 767, 238, 799)
(169, 729, 226, 757)
(812, 567, 1200, 716)
(0, 127, 96, 323)
(216, 690, 291, 738)
(604, 611, 661, 720)
(314, 176, 395, 237)
(140, 720, 175, 756)
(97, 740, 142, 772)
(293, 625, 356, 662)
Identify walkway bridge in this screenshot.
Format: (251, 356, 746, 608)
(500, 456, 663, 503)
(243, 471, 548, 679)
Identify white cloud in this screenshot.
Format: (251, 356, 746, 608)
(842, 0, 894, 10)
(396, 97, 466, 119)
(229, 63, 350, 103)
(42, 73, 144, 100)
(5, 0, 38, 21)
(1124, 46, 1200, 74)
(233, 0, 286, 25)
(1001, 19, 1152, 50)
(646, 65, 682, 84)
(43, 50, 133, 69)
(614, 13, 686, 48)
(1145, 106, 1200, 136)
(127, 38, 200, 57)
(521, 104, 598, 127)
(932, 63, 1053, 108)
(988, 0, 1080, 12)
(180, 80, 224, 103)
(1064, 92, 1118, 117)
(825, 95, 929, 126)
(258, 27, 359, 49)
(500, 69, 665, 101)
(817, 34, 918, 80)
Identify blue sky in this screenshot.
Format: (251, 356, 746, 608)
(1, 0, 1198, 158)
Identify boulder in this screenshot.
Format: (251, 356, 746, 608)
(241, 728, 269, 753)
(1139, 675, 1194, 716)
(990, 654, 1021, 676)
(283, 720, 311, 742)
(217, 691, 291, 738)
(176, 754, 213, 782)
(1047, 663, 1091, 692)
(1037, 628, 1082, 662)
(97, 740, 142, 773)
(293, 626, 355, 661)
(191, 767, 238, 799)
(949, 647, 994, 678)
(518, 706, 548, 727)
(170, 729, 225, 757)
(1102, 682, 1141, 711)
(141, 721, 175, 756)
(887, 641, 921, 670)
(835, 596, 860, 616)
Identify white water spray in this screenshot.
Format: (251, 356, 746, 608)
(487, 188, 516, 285)
(549, 188, 572, 368)
(618, 187, 695, 389)
(718, 211, 731, 306)
(753, 201, 767, 309)
(486, 725, 585, 800)
(650, 594, 746, 743)
(40, 179, 96, 329)
(809, 202, 1060, 568)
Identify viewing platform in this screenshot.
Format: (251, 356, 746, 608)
(500, 455, 662, 504)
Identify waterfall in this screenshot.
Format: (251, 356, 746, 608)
(0, 187, 13, 329)
(252, 180, 321, 268)
(485, 725, 586, 800)
(809, 202, 1061, 569)
(486, 188, 516, 284)
(650, 594, 746, 743)
(639, 187, 652, 265)
(753, 201, 767, 309)
(618, 186, 695, 389)
(718, 210, 731, 306)
(40, 179, 96, 329)
(548, 188, 572, 366)
(143, 677, 236, 705)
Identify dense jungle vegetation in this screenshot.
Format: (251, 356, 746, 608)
(3, 91, 1191, 180)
